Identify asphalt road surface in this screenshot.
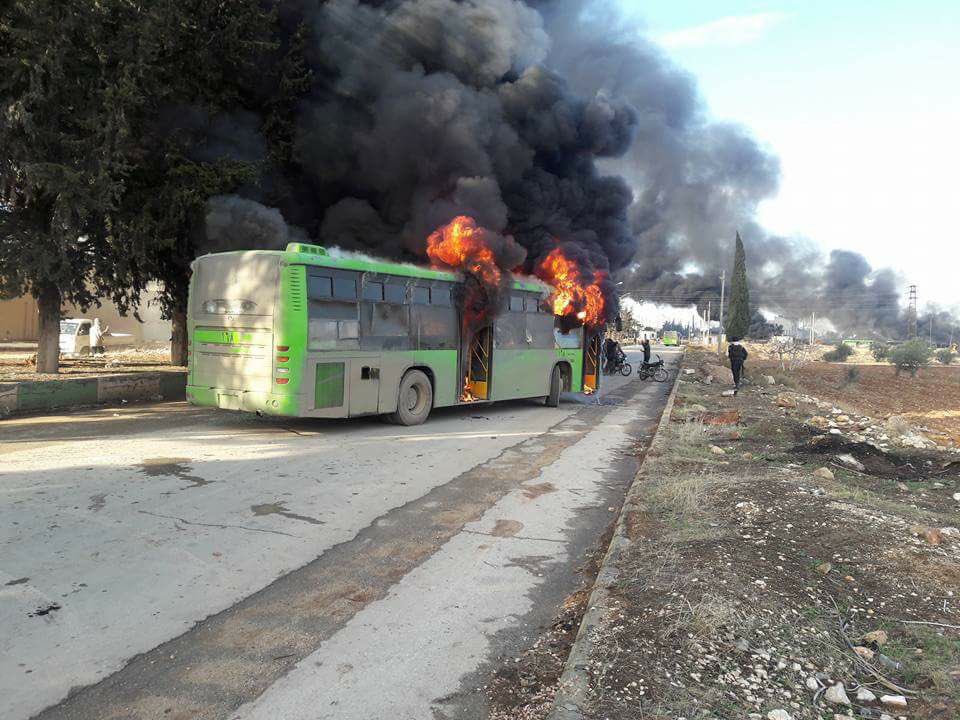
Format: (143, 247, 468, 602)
(1, 347, 681, 720)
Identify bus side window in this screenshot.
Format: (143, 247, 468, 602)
(384, 283, 405, 304)
(411, 286, 430, 305)
(363, 281, 384, 302)
(431, 285, 451, 307)
(308, 276, 332, 299)
(333, 277, 357, 300)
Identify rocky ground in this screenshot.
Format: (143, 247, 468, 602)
(491, 348, 960, 720)
(741, 342, 960, 447)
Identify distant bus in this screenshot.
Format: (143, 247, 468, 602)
(661, 330, 680, 346)
(186, 243, 601, 425)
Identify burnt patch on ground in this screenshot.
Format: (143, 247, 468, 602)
(137, 457, 210, 489)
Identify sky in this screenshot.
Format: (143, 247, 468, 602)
(622, 0, 959, 311)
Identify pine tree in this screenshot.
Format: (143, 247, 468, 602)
(105, 0, 280, 365)
(725, 232, 751, 339)
(0, 1, 131, 372)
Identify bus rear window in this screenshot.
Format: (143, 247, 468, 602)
(509, 295, 524, 312)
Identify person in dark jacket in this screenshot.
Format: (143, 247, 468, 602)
(727, 337, 748, 392)
(641, 338, 652, 366)
(604, 338, 624, 372)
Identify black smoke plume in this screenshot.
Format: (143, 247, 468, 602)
(194, 0, 953, 338)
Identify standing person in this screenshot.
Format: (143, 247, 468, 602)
(727, 336, 748, 393)
(641, 337, 651, 366)
(89, 318, 103, 355)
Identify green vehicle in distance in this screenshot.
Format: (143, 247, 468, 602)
(661, 330, 680, 347)
(186, 243, 601, 425)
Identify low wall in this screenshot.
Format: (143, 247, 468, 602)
(0, 371, 186, 417)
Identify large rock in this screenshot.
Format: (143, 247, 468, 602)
(836, 454, 865, 471)
(813, 467, 835, 481)
(824, 683, 851, 706)
(880, 695, 907, 709)
(862, 629, 888, 646)
(775, 393, 798, 408)
(700, 363, 733, 384)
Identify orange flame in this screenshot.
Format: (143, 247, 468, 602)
(535, 248, 607, 327)
(461, 376, 480, 402)
(426, 215, 501, 288)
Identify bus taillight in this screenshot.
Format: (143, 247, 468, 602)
(277, 345, 289, 351)
(276, 378, 290, 385)
(277, 355, 289, 363)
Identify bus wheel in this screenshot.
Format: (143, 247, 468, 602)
(390, 370, 433, 426)
(545, 365, 562, 407)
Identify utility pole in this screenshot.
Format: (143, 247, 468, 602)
(706, 300, 712, 345)
(810, 311, 816, 345)
(929, 316, 933, 345)
(908, 285, 918, 339)
(716, 270, 726, 359)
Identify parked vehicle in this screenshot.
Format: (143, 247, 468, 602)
(58, 319, 132, 356)
(661, 330, 679, 347)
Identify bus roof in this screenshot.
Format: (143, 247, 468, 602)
(195, 243, 551, 293)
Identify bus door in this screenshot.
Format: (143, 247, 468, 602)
(462, 326, 491, 401)
(583, 332, 601, 394)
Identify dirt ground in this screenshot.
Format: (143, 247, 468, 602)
(746, 350, 960, 445)
(0, 344, 179, 382)
(489, 348, 960, 720)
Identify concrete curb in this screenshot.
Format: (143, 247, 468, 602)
(548, 351, 686, 720)
(0, 371, 186, 418)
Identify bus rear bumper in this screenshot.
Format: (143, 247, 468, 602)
(186, 385, 300, 417)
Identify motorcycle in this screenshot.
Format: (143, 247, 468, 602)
(638, 355, 669, 382)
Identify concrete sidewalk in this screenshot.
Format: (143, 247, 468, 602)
(548, 351, 685, 720)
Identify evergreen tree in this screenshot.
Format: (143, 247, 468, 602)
(105, 0, 283, 365)
(725, 232, 751, 339)
(0, 1, 135, 372)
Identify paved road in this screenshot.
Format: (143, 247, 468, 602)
(1, 348, 681, 720)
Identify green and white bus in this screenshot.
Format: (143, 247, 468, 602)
(186, 243, 601, 425)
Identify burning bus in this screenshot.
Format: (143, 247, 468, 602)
(185, 238, 603, 425)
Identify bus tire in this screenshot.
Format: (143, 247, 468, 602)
(390, 369, 433, 426)
(545, 365, 562, 407)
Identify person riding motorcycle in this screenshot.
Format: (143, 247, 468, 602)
(604, 338, 626, 373)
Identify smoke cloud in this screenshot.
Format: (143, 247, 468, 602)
(193, 0, 954, 339)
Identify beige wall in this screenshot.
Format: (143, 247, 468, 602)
(0, 287, 170, 343)
(0, 296, 40, 341)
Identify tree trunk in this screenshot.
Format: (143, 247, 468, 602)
(170, 306, 188, 367)
(36, 285, 62, 374)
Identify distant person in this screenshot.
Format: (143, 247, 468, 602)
(89, 318, 103, 355)
(641, 337, 651, 366)
(727, 337, 748, 393)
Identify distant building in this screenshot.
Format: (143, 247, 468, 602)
(0, 285, 170, 343)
